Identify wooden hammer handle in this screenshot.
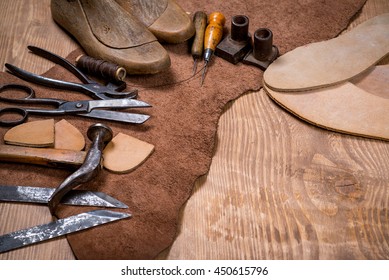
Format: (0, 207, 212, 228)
(0, 144, 86, 169)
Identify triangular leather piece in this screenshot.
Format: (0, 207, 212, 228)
(264, 13, 389, 92)
(264, 66, 389, 141)
(54, 119, 85, 151)
(103, 132, 154, 173)
(4, 119, 55, 147)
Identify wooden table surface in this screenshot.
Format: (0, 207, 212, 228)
(1, 0, 388, 260)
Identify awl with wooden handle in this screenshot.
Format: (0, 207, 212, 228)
(201, 11, 226, 85)
(191, 11, 207, 75)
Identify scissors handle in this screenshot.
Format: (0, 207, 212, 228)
(0, 107, 28, 126)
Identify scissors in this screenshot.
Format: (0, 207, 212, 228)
(0, 83, 150, 126)
(5, 46, 137, 100)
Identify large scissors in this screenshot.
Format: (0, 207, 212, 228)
(5, 46, 137, 100)
(0, 83, 150, 126)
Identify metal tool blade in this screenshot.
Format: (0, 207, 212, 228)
(0, 185, 128, 208)
(0, 210, 130, 253)
(87, 99, 151, 111)
(79, 109, 150, 124)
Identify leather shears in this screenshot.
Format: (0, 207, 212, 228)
(5, 45, 137, 100)
(0, 83, 150, 126)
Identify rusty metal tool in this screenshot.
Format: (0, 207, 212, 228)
(0, 185, 128, 208)
(215, 15, 252, 64)
(242, 28, 279, 70)
(48, 123, 113, 215)
(0, 210, 130, 254)
(200, 12, 226, 86)
(191, 11, 207, 74)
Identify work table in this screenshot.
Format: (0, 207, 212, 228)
(0, 0, 388, 260)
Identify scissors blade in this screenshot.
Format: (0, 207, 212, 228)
(79, 110, 150, 124)
(87, 99, 151, 111)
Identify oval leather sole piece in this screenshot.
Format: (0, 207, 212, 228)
(264, 13, 389, 92)
(264, 66, 389, 141)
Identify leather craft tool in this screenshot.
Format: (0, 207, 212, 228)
(215, 15, 252, 64)
(0, 185, 128, 208)
(0, 210, 130, 254)
(5, 46, 138, 100)
(242, 28, 279, 70)
(0, 83, 151, 126)
(47, 123, 113, 215)
(201, 12, 226, 86)
(191, 11, 207, 74)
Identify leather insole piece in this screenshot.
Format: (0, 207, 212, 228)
(103, 132, 154, 173)
(4, 119, 55, 147)
(264, 66, 389, 141)
(0, 0, 367, 260)
(54, 119, 85, 151)
(264, 13, 389, 92)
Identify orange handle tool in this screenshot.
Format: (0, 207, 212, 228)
(201, 12, 225, 85)
(203, 12, 226, 63)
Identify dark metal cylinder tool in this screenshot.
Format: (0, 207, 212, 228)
(48, 123, 113, 215)
(243, 28, 279, 70)
(215, 15, 252, 64)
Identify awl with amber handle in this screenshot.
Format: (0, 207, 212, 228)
(201, 11, 226, 85)
(191, 11, 207, 75)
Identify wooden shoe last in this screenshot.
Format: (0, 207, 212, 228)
(115, 0, 195, 43)
(51, 0, 171, 74)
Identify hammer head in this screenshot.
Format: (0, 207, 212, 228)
(87, 123, 113, 144)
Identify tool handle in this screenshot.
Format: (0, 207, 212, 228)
(191, 11, 208, 58)
(0, 144, 86, 168)
(203, 12, 226, 61)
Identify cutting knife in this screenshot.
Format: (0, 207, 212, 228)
(0, 209, 130, 253)
(0, 185, 127, 208)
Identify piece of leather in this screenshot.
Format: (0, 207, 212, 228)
(0, 0, 367, 260)
(4, 119, 55, 148)
(264, 66, 389, 141)
(55, 119, 85, 151)
(264, 13, 389, 92)
(103, 132, 154, 173)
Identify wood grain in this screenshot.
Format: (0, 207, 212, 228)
(161, 0, 389, 259)
(0, 0, 388, 260)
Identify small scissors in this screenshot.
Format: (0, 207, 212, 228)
(5, 46, 137, 100)
(0, 83, 150, 126)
